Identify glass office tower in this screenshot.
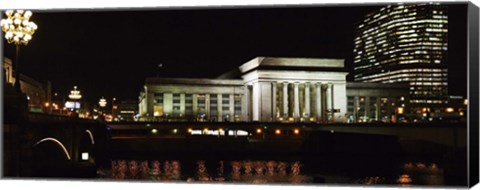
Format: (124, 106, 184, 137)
(353, 3, 448, 108)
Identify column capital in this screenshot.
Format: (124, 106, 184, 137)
(321, 83, 328, 90)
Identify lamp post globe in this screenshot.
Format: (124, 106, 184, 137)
(1, 10, 38, 92)
(68, 86, 82, 117)
(99, 97, 107, 108)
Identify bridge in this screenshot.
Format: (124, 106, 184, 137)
(107, 122, 466, 148)
(4, 92, 108, 178)
(106, 121, 466, 159)
(3, 89, 466, 177)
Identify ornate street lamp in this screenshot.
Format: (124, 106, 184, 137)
(68, 86, 82, 116)
(1, 10, 38, 92)
(99, 97, 107, 108)
(98, 97, 107, 121)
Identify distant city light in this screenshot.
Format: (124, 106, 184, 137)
(294, 129, 300, 135)
(256, 128, 262, 134)
(68, 86, 82, 100)
(151, 129, 158, 134)
(275, 129, 281, 135)
(99, 97, 107, 107)
(65, 101, 80, 109)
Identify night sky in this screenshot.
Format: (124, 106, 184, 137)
(1, 3, 468, 105)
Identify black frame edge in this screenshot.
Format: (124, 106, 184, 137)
(468, 1, 480, 188)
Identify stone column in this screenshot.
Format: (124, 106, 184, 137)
(229, 94, 235, 122)
(386, 98, 392, 123)
(321, 84, 328, 123)
(180, 93, 186, 117)
(283, 82, 289, 118)
(326, 84, 332, 111)
(242, 85, 251, 122)
(252, 82, 260, 121)
(217, 94, 223, 122)
(365, 96, 370, 121)
(304, 82, 310, 119)
(325, 83, 333, 122)
(294, 82, 300, 121)
(330, 83, 334, 112)
(354, 96, 359, 123)
(205, 94, 210, 120)
(272, 82, 277, 121)
(192, 94, 198, 119)
(330, 83, 335, 122)
(163, 93, 173, 116)
(146, 92, 154, 117)
(316, 82, 322, 122)
(375, 97, 381, 121)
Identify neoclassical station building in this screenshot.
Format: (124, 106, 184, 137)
(139, 57, 408, 123)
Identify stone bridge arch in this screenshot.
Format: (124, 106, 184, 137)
(34, 137, 71, 160)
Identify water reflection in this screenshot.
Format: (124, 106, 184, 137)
(106, 159, 309, 183)
(351, 161, 444, 186)
(150, 160, 161, 175)
(104, 160, 445, 186)
(400, 162, 444, 186)
(354, 176, 385, 185)
(397, 174, 412, 186)
(196, 160, 211, 182)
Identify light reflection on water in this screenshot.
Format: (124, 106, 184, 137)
(398, 162, 444, 186)
(99, 160, 445, 185)
(103, 160, 310, 183)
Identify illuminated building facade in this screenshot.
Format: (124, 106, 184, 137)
(353, 3, 449, 108)
(346, 82, 410, 123)
(139, 78, 244, 122)
(115, 100, 139, 122)
(139, 57, 349, 123)
(4, 57, 52, 113)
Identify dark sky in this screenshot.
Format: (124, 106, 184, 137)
(2, 3, 468, 104)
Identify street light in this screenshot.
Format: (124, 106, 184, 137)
(1, 10, 38, 92)
(98, 97, 107, 120)
(156, 63, 163, 77)
(68, 86, 82, 117)
(99, 97, 107, 107)
(112, 97, 116, 121)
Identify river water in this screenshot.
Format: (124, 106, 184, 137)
(96, 156, 449, 186)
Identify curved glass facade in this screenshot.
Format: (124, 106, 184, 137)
(353, 3, 448, 105)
